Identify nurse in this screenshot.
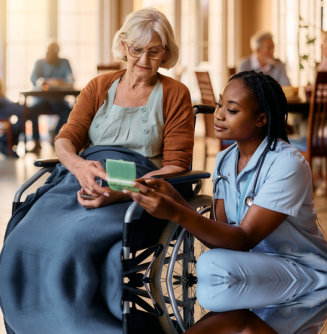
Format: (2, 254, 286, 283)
(124, 70, 327, 311)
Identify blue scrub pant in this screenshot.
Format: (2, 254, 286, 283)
(196, 248, 327, 312)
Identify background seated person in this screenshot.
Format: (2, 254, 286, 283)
(28, 41, 74, 153)
(237, 31, 291, 86)
(0, 8, 194, 331)
(0, 78, 23, 157)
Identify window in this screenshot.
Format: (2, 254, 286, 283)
(5, 0, 48, 100)
(4, 0, 98, 101)
(273, 0, 326, 86)
(57, 0, 98, 89)
(197, 0, 209, 63)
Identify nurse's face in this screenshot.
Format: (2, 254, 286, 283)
(214, 79, 266, 142)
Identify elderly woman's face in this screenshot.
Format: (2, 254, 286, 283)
(123, 32, 166, 81)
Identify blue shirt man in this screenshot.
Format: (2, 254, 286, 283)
(28, 42, 74, 152)
(31, 58, 73, 87)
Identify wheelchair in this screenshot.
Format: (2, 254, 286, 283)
(2, 105, 216, 334)
(121, 173, 212, 334)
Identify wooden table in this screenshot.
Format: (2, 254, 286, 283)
(285, 86, 310, 115)
(286, 95, 310, 138)
(287, 97, 309, 115)
(20, 88, 80, 150)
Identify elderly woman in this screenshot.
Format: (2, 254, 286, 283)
(0, 8, 193, 333)
(55, 7, 193, 208)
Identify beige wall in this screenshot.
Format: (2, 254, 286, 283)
(98, 0, 133, 66)
(0, 0, 6, 84)
(237, 0, 273, 60)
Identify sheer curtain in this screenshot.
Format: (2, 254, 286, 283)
(57, 0, 98, 89)
(4, 0, 98, 101)
(5, 0, 48, 101)
(273, 0, 326, 87)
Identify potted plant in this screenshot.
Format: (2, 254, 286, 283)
(298, 16, 319, 101)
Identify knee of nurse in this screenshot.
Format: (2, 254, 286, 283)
(196, 250, 211, 278)
(196, 249, 236, 312)
(196, 248, 227, 277)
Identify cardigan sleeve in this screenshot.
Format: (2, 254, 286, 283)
(161, 78, 194, 169)
(56, 71, 125, 152)
(56, 79, 99, 152)
(56, 70, 194, 167)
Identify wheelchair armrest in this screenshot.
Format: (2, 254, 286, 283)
(34, 158, 60, 168)
(193, 104, 215, 115)
(151, 170, 210, 199)
(151, 170, 210, 184)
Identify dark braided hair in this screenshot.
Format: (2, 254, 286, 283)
(229, 70, 289, 150)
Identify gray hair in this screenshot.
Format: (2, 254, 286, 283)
(112, 7, 179, 69)
(250, 31, 273, 52)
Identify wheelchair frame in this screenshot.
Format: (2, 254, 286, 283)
(6, 159, 212, 334)
(121, 175, 212, 334)
(4, 105, 216, 334)
(120, 105, 216, 333)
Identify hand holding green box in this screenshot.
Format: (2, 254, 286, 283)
(106, 159, 139, 192)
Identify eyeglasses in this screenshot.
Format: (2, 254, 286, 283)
(127, 45, 165, 60)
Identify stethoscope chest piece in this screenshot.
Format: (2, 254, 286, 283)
(245, 196, 254, 207)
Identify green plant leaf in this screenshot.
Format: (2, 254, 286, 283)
(300, 54, 309, 60)
(299, 63, 304, 70)
(306, 37, 316, 44)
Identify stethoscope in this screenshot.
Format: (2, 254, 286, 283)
(213, 143, 269, 222)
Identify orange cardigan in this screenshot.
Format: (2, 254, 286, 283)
(56, 70, 194, 169)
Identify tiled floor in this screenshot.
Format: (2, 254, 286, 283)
(1, 138, 327, 333)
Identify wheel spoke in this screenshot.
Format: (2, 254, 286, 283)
(149, 197, 212, 333)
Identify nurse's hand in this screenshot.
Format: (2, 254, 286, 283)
(123, 178, 191, 220)
(138, 178, 190, 206)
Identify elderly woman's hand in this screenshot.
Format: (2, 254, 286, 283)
(71, 159, 108, 199)
(77, 187, 130, 208)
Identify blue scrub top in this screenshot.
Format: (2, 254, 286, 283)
(213, 138, 327, 272)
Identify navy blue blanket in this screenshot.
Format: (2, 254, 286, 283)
(0, 146, 157, 334)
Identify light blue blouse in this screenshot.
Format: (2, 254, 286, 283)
(213, 138, 327, 272)
(30, 58, 74, 85)
(89, 78, 164, 167)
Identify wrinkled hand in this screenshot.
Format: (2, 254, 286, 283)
(123, 178, 189, 220)
(77, 187, 129, 208)
(72, 159, 108, 198)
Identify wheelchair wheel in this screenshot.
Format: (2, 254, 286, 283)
(149, 194, 212, 333)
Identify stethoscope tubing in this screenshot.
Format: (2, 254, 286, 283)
(213, 143, 269, 222)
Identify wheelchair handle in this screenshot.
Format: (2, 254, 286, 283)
(193, 104, 215, 115)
